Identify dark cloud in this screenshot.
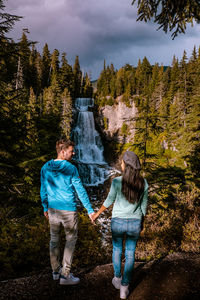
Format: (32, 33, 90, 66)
(5, 0, 200, 79)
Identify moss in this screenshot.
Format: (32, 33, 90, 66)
(121, 122, 128, 136)
(103, 117, 108, 130)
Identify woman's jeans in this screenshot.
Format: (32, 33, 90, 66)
(111, 217, 141, 286)
(48, 208, 78, 277)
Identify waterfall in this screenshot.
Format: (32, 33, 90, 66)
(73, 98, 113, 186)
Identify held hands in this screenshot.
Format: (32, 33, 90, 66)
(89, 205, 106, 224)
(89, 212, 95, 224)
(88, 212, 100, 224)
(92, 213, 99, 222)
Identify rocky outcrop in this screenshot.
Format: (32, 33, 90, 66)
(1, 253, 199, 300)
(95, 96, 137, 143)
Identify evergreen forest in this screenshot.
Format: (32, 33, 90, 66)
(0, 0, 199, 281)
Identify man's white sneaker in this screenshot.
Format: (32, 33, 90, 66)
(60, 273, 80, 285)
(120, 284, 129, 299)
(52, 267, 62, 280)
(112, 276, 122, 289)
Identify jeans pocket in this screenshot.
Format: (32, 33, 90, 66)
(127, 219, 141, 237)
(111, 218, 124, 235)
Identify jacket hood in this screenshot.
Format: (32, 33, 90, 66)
(45, 159, 69, 176)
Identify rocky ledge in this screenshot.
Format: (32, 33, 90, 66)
(95, 96, 137, 143)
(0, 252, 199, 300)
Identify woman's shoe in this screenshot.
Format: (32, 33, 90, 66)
(112, 276, 122, 289)
(120, 284, 129, 299)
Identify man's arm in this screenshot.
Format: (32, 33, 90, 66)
(40, 168, 48, 216)
(71, 167, 94, 215)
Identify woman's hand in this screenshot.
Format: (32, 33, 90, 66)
(91, 213, 99, 222)
(91, 205, 107, 223)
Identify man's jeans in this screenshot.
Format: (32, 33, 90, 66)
(48, 208, 78, 277)
(111, 218, 141, 286)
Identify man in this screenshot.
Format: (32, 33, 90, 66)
(40, 139, 94, 285)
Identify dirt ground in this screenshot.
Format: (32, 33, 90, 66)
(0, 252, 199, 300)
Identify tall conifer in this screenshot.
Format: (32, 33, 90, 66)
(73, 55, 82, 99)
(41, 43, 51, 89)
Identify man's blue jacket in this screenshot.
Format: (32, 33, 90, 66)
(40, 159, 94, 214)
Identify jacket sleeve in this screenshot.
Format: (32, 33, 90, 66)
(71, 167, 94, 214)
(40, 168, 48, 212)
(140, 179, 148, 216)
(103, 178, 118, 208)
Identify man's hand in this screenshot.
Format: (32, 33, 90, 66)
(44, 211, 49, 219)
(89, 212, 95, 224)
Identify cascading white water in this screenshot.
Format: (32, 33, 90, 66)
(73, 98, 112, 186)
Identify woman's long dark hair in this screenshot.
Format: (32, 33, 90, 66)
(122, 163, 145, 203)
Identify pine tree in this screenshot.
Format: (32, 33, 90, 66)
(60, 88, 72, 138)
(34, 52, 42, 96)
(141, 57, 152, 93)
(135, 59, 143, 95)
(60, 52, 74, 96)
(0, 0, 21, 68)
(150, 65, 165, 111)
(18, 31, 32, 88)
(50, 49, 60, 85)
(97, 61, 110, 97)
(115, 68, 125, 96)
(132, 0, 200, 38)
(41, 43, 51, 89)
(167, 55, 179, 103)
(15, 56, 24, 90)
(82, 73, 93, 97)
(73, 55, 82, 98)
(108, 63, 116, 98)
(188, 46, 198, 88)
(178, 50, 193, 127)
(25, 87, 39, 154)
(29, 45, 38, 93)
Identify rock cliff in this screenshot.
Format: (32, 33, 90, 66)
(95, 96, 137, 143)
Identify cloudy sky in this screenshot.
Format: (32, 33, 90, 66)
(5, 0, 200, 79)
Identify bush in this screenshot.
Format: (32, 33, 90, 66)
(0, 208, 107, 280)
(73, 212, 107, 268)
(0, 208, 49, 280)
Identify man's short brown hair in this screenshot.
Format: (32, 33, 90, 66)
(56, 139, 75, 154)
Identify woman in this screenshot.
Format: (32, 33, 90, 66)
(92, 151, 148, 299)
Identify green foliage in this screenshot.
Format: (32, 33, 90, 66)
(0, 5, 94, 280)
(73, 212, 107, 267)
(96, 45, 200, 260)
(0, 209, 107, 281)
(132, 0, 200, 39)
(73, 55, 82, 98)
(0, 208, 49, 280)
(122, 90, 131, 107)
(60, 88, 73, 138)
(136, 177, 200, 260)
(121, 122, 128, 136)
(95, 96, 114, 107)
(103, 117, 108, 130)
(41, 43, 51, 89)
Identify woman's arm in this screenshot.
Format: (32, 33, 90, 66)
(92, 178, 118, 222)
(92, 205, 107, 221)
